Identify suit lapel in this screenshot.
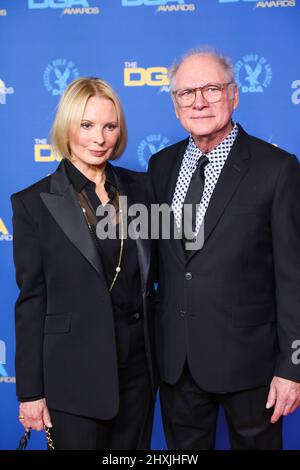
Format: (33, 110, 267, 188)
(187, 125, 251, 262)
(166, 140, 189, 206)
(40, 160, 106, 281)
(165, 139, 188, 265)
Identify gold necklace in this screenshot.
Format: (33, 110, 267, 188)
(81, 191, 124, 292)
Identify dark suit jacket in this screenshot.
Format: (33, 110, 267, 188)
(11, 159, 157, 419)
(148, 124, 300, 393)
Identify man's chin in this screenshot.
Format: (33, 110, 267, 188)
(190, 126, 215, 140)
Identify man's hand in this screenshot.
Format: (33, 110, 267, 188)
(19, 398, 52, 431)
(266, 376, 300, 423)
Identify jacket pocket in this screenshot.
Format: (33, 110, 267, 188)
(44, 312, 72, 334)
(232, 303, 275, 328)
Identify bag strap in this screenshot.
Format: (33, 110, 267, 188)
(17, 429, 31, 450)
(17, 426, 55, 450)
(45, 425, 55, 450)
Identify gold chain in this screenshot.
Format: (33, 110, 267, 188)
(108, 200, 124, 292)
(81, 191, 124, 292)
(44, 425, 55, 450)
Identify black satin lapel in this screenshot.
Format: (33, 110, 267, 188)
(135, 234, 150, 294)
(40, 185, 106, 281)
(112, 167, 151, 292)
(49, 159, 70, 194)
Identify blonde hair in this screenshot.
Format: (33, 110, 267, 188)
(51, 77, 127, 161)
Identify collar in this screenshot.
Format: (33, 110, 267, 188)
(187, 122, 239, 167)
(64, 159, 117, 193)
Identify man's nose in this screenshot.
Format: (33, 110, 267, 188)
(193, 89, 208, 108)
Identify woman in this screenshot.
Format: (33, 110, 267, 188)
(11, 77, 157, 450)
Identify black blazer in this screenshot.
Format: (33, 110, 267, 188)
(11, 159, 157, 420)
(148, 124, 300, 393)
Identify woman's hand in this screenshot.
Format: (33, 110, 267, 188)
(19, 398, 52, 431)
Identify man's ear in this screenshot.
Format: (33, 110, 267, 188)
(171, 94, 179, 118)
(233, 84, 239, 110)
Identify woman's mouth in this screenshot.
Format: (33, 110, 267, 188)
(89, 149, 106, 157)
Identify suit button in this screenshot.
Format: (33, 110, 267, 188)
(132, 312, 141, 321)
(180, 310, 186, 317)
(185, 272, 192, 281)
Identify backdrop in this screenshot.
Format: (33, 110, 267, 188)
(1, 0, 299, 450)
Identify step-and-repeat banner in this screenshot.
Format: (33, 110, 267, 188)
(1, 0, 299, 450)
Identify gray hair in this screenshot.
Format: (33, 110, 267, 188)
(168, 47, 235, 90)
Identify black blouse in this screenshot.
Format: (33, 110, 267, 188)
(65, 159, 142, 318)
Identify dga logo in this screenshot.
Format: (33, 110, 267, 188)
(138, 135, 170, 169)
(124, 62, 169, 87)
(235, 54, 272, 93)
(122, 0, 195, 12)
(0, 340, 15, 383)
(28, 0, 100, 15)
(0, 218, 12, 241)
(291, 80, 300, 105)
(34, 139, 62, 162)
(219, 0, 296, 7)
(0, 79, 14, 105)
(44, 59, 79, 96)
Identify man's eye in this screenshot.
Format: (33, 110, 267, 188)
(206, 87, 220, 93)
(179, 89, 193, 98)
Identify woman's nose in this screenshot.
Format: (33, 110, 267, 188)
(93, 127, 105, 145)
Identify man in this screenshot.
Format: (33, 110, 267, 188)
(148, 49, 300, 450)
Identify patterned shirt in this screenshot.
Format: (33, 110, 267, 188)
(172, 123, 238, 235)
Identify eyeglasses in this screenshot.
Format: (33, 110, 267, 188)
(172, 82, 233, 107)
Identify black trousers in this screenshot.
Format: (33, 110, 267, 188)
(160, 362, 282, 450)
(49, 318, 154, 450)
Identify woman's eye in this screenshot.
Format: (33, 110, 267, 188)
(106, 124, 117, 131)
(81, 122, 91, 129)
